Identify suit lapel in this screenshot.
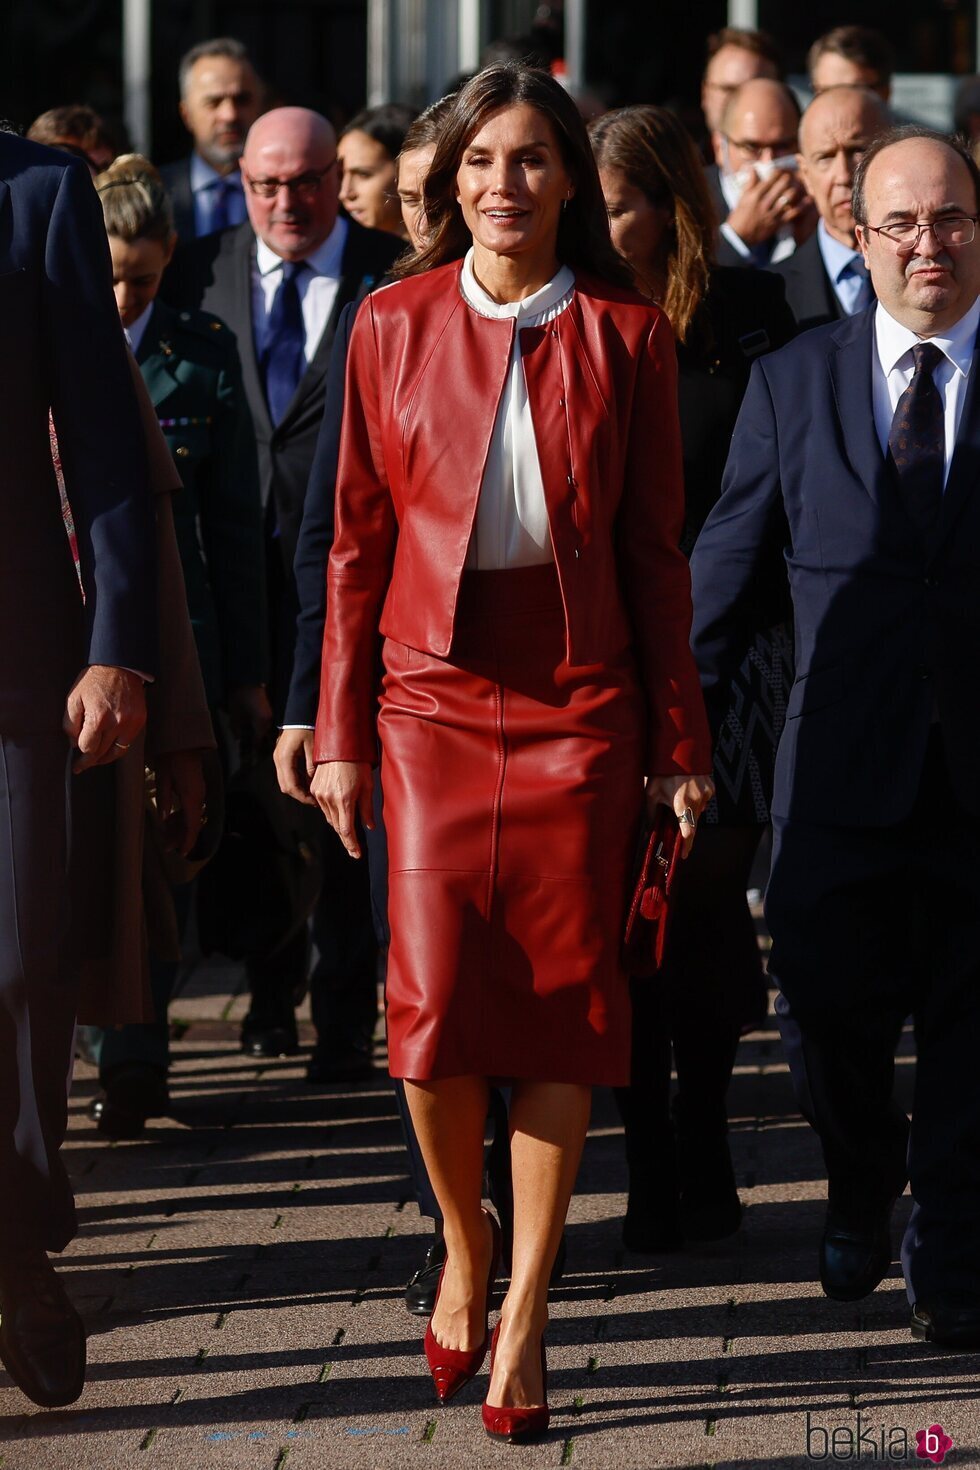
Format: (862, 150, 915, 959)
(276, 225, 380, 430)
(828, 308, 888, 505)
(229, 229, 273, 438)
(934, 329, 980, 556)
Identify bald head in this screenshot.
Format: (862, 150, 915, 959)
(798, 86, 891, 244)
(720, 78, 800, 146)
(243, 107, 336, 173)
(242, 107, 339, 261)
(714, 78, 801, 186)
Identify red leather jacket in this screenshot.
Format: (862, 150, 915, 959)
(314, 260, 711, 776)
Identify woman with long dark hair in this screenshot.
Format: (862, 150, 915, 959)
(591, 105, 795, 1252)
(311, 66, 713, 1441)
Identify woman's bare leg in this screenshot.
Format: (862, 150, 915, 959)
(404, 1075, 493, 1352)
(487, 1081, 592, 1407)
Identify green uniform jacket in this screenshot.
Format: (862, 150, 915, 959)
(136, 298, 268, 704)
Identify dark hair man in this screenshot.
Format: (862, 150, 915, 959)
(808, 25, 895, 104)
(159, 37, 264, 240)
(701, 26, 783, 135)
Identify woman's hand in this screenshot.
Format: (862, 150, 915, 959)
(310, 760, 374, 858)
(644, 772, 715, 858)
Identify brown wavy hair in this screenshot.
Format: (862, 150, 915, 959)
(396, 63, 632, 286)
(589, 105, 715, 342)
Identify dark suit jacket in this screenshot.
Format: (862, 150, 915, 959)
(285, 300, 358, 726)
(678, 265, 795, 556)
(690, 306, 980, 826)
(162, 218, 402, 712)
(159, 157, 195, 243)
(163, 219, 402, 578)
(0, 134, 156, 732)
(136, 299, 267, 702)
(773, 229, 844, 334)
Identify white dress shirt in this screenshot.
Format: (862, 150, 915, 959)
(123, 301, 154, 357)
(460, 248, 574, 570)
(872, 298, 980, 484)
(252, 216, 349, 365)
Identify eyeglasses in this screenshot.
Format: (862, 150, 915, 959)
(865, 216, 978, 251)
(244, 160, 338, 200)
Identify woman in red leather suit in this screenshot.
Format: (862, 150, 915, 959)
(312, 65, 713, 1441)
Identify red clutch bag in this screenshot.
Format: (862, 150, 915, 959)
(623, 805, 682, 977)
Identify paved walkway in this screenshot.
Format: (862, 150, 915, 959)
(1, 939, 977, 1470)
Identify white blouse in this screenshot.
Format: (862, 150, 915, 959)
(459, 248, 575, 570)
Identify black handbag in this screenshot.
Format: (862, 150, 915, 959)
(196, 754, 323, 961)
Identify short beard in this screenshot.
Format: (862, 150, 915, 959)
(197, 138, 244, 172)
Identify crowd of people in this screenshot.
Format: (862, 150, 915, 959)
(2, 14, 980, 1447)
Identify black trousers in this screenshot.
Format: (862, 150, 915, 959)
(767, 730, 980, 1308)
(616, 824, 763, 1181)
(0, 732, 76, 1252)
(246, 821, 378, 1050)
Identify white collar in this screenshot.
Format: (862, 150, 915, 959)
(189, 152, 242, 194)
(874, 297, 980, 379)
(459, 246, 574, 320)
(254, 215, 349, 281)
(124, 301, 155, 356)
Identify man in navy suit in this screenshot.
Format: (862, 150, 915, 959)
(691, 126, 980, 1347)
(159, 37, 263, 242)
(0, 131, 156, 1404)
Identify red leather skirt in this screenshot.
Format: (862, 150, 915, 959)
(378, 563, 645, 1085)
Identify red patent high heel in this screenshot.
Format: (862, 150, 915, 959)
(482, 1322, 550, 1442)
(424, 1209, 502, 1403)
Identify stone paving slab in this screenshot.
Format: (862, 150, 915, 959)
(1, 959, 978, 1470)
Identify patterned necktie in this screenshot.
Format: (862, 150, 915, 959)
(887, 341, 945, 536)
(261, 260, 308, 425)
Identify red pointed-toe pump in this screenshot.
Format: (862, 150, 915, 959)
(482, 1322, 550, 1443)
(424, 1209, 502, 1403)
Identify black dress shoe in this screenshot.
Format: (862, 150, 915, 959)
(306, 1046, 374, 1084)
(405, 1229, 447, 1316)
(0, 1248, 86, 1407)
(911, 1302, 980, 1349)
(820, 1206, 893, 1302)
(240, 1021, 298, 1058)
(89, 1065, 169, 1140)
